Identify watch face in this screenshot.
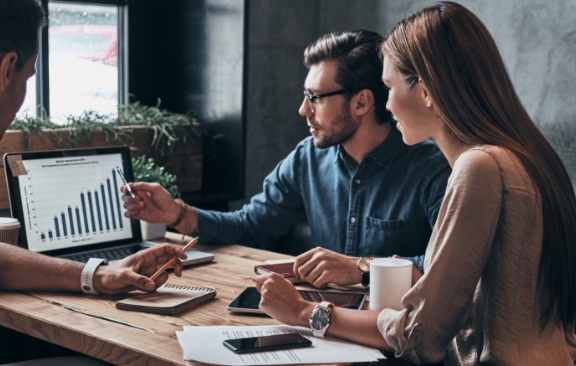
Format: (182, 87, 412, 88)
(311, 309, 330, 330)
(358, 258, 370, 272)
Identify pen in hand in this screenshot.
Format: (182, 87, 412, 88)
(150, 237, 199, 281)
(116, 166, 136, 199)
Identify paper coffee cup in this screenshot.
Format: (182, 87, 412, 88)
(369, 258, 412, 311)
(0, 218, 20, 245)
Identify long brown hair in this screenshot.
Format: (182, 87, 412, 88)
(383, 1, 576, 332)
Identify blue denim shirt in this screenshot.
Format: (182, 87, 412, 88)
(196, 126, 450, 271)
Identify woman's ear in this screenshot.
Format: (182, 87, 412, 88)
(419, 79, 433, 108)
(0, 52, 18, 92)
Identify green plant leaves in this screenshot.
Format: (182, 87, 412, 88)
(132, 156, 181, 199)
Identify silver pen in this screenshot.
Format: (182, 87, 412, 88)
(116, 166, 136, 199)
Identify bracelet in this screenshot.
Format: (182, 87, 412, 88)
(169, 199, 187, 228)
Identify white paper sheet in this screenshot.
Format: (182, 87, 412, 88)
(176, 325, 384, 365)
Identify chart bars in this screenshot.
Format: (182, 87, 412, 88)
(81, 192, 89, 233)
(112, 169, 123, 229)
(54, 216, 60, 237)
(61, 212, 67, 237)
(95, 191, 103, 232)
(67, 206, 75, 236)
(87, 191, 96, 233)
(107, 178, 116, 229)
(75, 207, 82, 234)
(49, 172, 126, 238)
(100, 184, 110, 231)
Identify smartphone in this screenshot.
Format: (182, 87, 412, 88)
(223, 333, 312, 354)
(227, 286, 366, 313)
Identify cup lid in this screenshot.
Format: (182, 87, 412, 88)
(0, 218, 20, 229)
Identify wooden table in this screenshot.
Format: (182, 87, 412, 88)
(0, 233, 411, 366)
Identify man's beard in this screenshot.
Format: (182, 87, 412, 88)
(313, 103, 358, 149)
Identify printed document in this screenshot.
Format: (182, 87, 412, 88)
(176, 325, 384, 365)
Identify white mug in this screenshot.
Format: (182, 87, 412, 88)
(369, 258, 412, 311)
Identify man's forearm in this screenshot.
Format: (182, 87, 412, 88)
(0, 243, 83, 291)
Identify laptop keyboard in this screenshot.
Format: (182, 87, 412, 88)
(60, 244, 149, 263)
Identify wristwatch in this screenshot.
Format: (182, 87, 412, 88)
(357, 257, 371, 287)
(309, 301, 334, 337)
(81, 258, 109, 295)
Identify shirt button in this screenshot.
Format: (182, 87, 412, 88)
(350, 217, 356, 223)
(355, 179, 361, 185)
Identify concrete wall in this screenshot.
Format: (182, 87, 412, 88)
(232, 0, 576, 208)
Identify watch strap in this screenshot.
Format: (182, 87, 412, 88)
(311, 301, 334, 338)
(361, 270, 370, 287)
(81, 258, 109, 295)
(357, 257, 371, 287)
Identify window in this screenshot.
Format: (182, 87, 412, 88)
(17, 0, 126, 123)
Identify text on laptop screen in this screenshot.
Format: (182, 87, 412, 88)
(17, 153, 133, 252)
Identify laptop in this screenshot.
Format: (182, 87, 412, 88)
(4, 146, 213, 265)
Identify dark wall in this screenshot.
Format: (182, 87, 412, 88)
(128, 0, 245, 209)
(233, 0, 576, 209)
(231, 0, 383, 210)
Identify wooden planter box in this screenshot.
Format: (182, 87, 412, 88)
(0, 127, 202, 210)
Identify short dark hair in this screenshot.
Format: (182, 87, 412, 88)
(304, 30, 391, 124)
(0, 0, 46, 71)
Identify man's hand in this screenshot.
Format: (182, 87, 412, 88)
(293, 247, 361, 288)
(256, 273, 314, 327)
(121, 182, 181, 225)
(92, 244, 187, 295)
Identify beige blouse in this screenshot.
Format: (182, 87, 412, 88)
(377, 145, 576, 365)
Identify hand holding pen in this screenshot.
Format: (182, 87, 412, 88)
(116, 166, 136, 199)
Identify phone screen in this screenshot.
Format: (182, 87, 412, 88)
(227, 287, 366, 313)
(223, 333, 312, 354)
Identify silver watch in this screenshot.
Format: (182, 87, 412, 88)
(309, 301, 334, 337)
(81, 258, 109, 295)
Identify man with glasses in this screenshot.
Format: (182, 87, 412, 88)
(123, 30, 450, 288)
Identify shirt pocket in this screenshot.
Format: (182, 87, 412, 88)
(364, 216, 409, 257)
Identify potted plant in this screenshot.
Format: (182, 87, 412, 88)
(0, 101, 202, 210)
(132, 156, 181, 240)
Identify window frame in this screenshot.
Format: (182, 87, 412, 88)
(37, 0, 128, 117)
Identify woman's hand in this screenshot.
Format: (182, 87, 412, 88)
(255, 273, 315, 327)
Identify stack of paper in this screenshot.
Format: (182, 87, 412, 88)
(176, 325, 385, 365)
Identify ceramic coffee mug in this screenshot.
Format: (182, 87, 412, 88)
(369, 257, 412, 311)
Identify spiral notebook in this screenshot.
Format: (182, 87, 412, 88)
(116, 284, 216, 315)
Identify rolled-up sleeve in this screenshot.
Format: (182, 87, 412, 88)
(195, 145, 306, 249)
(377, 149, 503, 364)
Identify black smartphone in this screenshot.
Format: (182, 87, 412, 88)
(223, 333, 312, 354)
(227, 286, 366, 313)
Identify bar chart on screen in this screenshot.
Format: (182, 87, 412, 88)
(18, 153, 133, 252)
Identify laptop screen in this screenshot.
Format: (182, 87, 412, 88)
(5, 147, 141, 254)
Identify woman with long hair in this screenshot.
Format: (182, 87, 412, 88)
(255, 2, 576, 364)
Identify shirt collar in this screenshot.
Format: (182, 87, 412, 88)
(333, 125, 404, 168)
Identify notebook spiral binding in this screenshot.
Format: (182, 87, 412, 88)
(163, 284, 214, 291)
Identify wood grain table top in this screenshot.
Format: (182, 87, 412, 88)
(0, 233, 412, 366)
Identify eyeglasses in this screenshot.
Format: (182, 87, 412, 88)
(303, 89, 349, 104)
